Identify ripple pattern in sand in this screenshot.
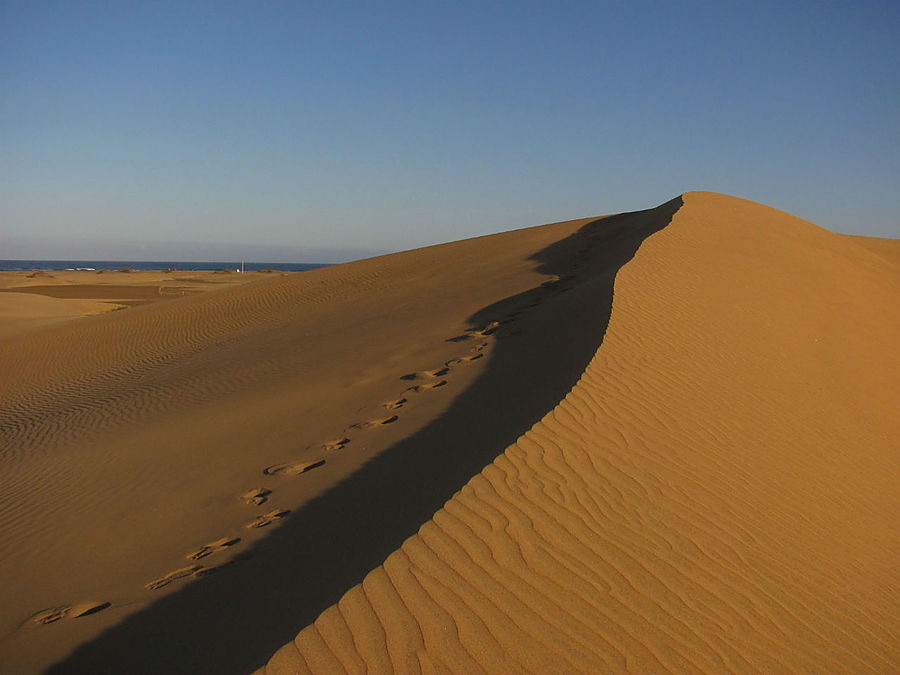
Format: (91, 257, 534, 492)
(257, 193, 900, 674)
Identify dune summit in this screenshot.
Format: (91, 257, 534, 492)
(1, 193, 897, 673)
(253, 192, 899, 674)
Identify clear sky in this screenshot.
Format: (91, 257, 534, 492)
(2, 1, 898, 262)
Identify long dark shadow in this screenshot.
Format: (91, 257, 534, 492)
(49, 197, 682, 674)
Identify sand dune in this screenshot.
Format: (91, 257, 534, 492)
(255, 192, 899, 673)
(1, 193, 897, 673)
(2, 204, 659, 673)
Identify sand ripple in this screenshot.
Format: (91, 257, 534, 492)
(258, 193, 899, 674)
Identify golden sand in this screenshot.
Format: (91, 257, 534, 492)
(1, 193, 896, 673)
(0, 269, 265, 338)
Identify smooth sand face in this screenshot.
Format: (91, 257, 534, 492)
(1, 193, 897, 674)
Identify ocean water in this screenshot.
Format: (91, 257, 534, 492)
(0, 260, 327, 272)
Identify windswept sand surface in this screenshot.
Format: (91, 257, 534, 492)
(1, 193, 897, 673)
(0, 269, 265, 338)
(256, 193, 899, 674)
(2, 205, 663, 673)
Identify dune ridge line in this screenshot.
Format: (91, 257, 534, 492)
(257, 192, 899, 674)
(4, 201, 675, 673)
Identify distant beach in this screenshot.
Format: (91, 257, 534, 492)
(0, 260, 328, 273)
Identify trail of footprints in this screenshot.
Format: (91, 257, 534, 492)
(186, 536, 241, 561)
(30, 602, 112, 625)
(137, 332, 494, 600)
(27, 277, 570, 627)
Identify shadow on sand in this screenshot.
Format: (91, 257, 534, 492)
(49, 197, 682, 674)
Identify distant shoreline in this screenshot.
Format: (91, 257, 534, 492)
(0, 259, 329, 273)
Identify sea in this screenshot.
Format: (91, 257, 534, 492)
(0, 260, 327, 272)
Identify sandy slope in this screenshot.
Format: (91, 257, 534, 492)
(3, 204, 669, 673)
(256, 192, 899, 674)
(1, 193, 896, 673)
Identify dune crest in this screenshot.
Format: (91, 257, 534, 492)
(4, 201, 677, 673)
(257, 192, 899, 673)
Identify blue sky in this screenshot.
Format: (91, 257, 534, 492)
(2, 1, 898, 261)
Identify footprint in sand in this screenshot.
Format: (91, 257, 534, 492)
(145, 565, 204, 590)
(242, 487, 271, 505)
(445, 353, 484, 367)
(321, 437, 350, 451)
(145, 561, 237, 589)
(31, 602, 111, 624)
(349, 415, 399, 430)
(383, 398, 406, 410)
(186, 536, 241, 561)
(478, 321, 501, 336)
(447, 321, 500, 342)
(245, 509, 290, 529)
(406, 379, 447, 393)
(263, 459, 325, 476)
(400, 368, 449, 381)
(32, 608, 69, 625)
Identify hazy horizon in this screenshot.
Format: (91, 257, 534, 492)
(1, 188, 895, 266)
(0, 235, 388, 265)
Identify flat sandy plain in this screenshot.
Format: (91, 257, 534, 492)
(0, 269, 270, 338)
(0, 192, 897, 674)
